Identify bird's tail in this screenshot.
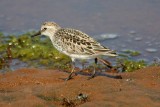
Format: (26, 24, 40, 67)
(104, 50, 117, 57)
(97, 57, 112, 68)
(93, 45, 117, 57)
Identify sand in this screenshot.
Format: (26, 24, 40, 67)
(0, 66, 160, 107)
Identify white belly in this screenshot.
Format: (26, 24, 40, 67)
(62, 51, 97, 59)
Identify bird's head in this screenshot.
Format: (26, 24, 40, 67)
(31, 22, 61, 38)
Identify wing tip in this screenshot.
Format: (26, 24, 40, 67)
(106, 50, 118, 57)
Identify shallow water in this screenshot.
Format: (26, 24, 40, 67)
(0, 0, 160, 61)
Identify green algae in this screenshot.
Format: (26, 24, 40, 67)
(116, 58, 147, 72)
(0, 32, 71, 70)
(121, 49, 141, 57)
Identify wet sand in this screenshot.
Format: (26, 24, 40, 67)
(0, 66, 160, 107)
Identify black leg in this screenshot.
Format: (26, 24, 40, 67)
(88, 58, 97, 80)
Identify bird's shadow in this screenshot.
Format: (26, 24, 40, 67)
(59, 70, 122, 81)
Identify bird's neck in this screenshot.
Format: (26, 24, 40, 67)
(47, 28, 60, 38)
(48, 28, 60, 44)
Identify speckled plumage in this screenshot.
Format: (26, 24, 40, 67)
(32, 22, 117, 80)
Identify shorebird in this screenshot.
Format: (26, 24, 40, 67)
(32, 22, 117, 80)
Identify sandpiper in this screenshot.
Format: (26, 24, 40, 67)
(32, 22, 117, 80)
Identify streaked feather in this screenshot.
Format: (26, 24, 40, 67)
(53, 28, 117, 56)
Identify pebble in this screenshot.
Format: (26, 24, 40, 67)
(129, 30, 136, 35)
(101, 33, 118, 39)
(95, 33, 119, 41)
(145, 48, 157, 53)
(126, 79, 133, 82)
(134, 37, 142, 41)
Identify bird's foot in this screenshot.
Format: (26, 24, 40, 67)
(65, 71, 78, 81)
(65, 72, 74, 81)
(87, 74, 95, 80)
(65, 75, 73, 81)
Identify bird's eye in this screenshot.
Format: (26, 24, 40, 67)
(44, 28, 47, 30)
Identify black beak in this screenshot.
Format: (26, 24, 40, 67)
(31, 30, 41, 37)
